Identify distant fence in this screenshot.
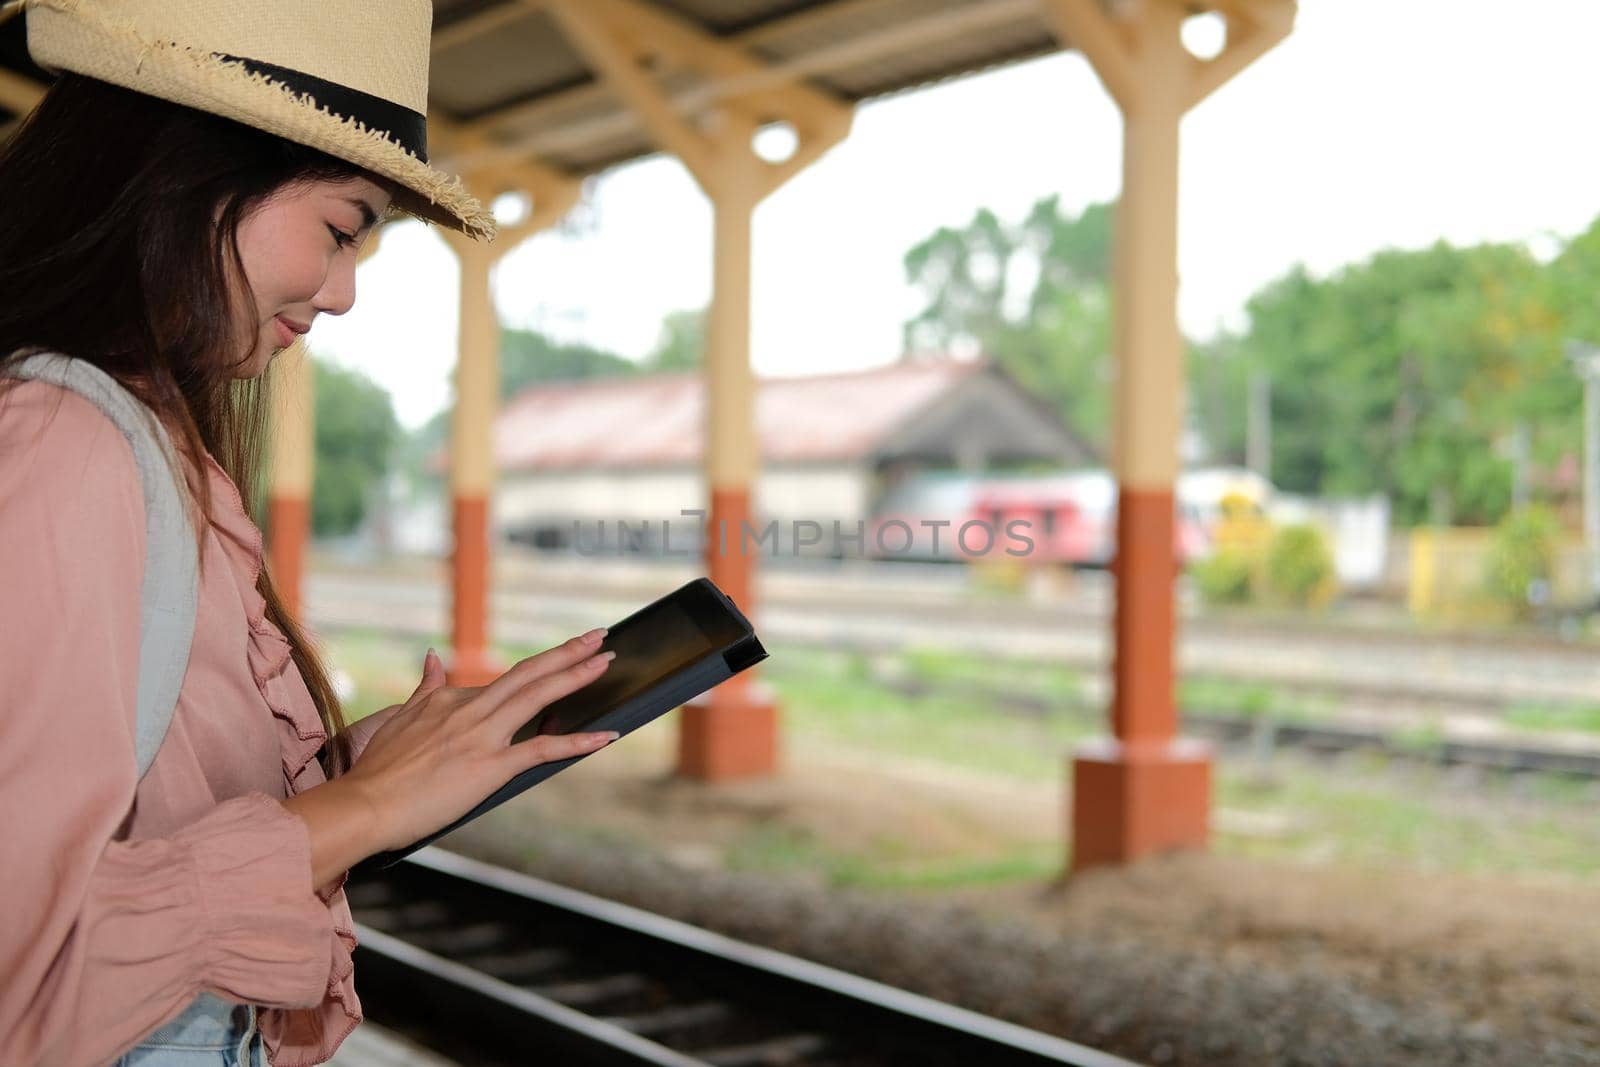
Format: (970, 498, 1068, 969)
(1408, 528, 1591, 621)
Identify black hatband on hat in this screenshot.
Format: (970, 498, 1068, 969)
(220, 54, 428, 162)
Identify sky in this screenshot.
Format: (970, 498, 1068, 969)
(309, 0, 1600, 429)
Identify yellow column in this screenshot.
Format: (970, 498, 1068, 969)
(1107, 0, 1187, 741)
(267, 342, 314, 617)
(442, 233, 502, 686)
(1043, 0, 1294, 870)
(265, 229, 383, 618)
(681, 163, 779, 781)
(439, 174, 582, 687)
(547, 0, 853, 781)
(707, 183, 759, 486)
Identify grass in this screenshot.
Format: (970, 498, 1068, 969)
(323, 625, 562, 724)
(1179, 675, 1334, 723)
(896, 645, 1085, 705)
(1214, 762, 1600, 878)
(1388, 720, 1449, 756)
(763, 647, 1094, 782)
(1504, 703, 1600, 736)
(319, 628, 1600, 885)
(721, 822, 1063, 891)
(319, 625, 445, 722)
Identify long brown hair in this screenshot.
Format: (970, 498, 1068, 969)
(0, 73, 383, 775)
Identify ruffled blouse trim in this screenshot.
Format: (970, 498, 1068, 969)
(200, 453, 327, 784)
(258, 920, 362, 1067)
(199, 456, 366, 1062)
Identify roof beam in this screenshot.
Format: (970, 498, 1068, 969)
(539, 0, 853, 199)
(1187, 0, 1294, 109)
(0, 66, 45, 116)
(1039, 0, 1139, 110)
(430, 112, 583, 235)
(542, 0, 719, 180)
(432, 2, 529, 54)
(452, 0, 1012, 176)
(651, 0, 1039, 115)
(1044, 0, 1294, 113)
(735, 0, 924, 51)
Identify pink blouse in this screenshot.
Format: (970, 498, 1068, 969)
(0, 380, 386, 1066)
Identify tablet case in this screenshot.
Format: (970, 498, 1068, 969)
(356, 578, 767, 870)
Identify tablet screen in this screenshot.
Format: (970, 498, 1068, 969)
(514, 598, 714, 740)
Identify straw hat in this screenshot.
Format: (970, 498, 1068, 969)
(14, 0, 495, 240)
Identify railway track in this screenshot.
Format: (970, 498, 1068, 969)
(327, 555, 1600, 660)
(855, 673, 1600, 779)
(306, 566, 1600, 776)
(348, 849, 1141, 1067)
(306, 567, 1600, 710)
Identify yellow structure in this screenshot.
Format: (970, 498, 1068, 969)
(266, 232, 387, 616)
(439, 168, 581, 686)
(546, 0, 852, 779)
(1042, 0, 1293, 870)
(1211, 491, 1272, 557)
(266, 345, 314, 617)
(1409, 527, 1589, 622)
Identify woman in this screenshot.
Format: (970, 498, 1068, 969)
(0, 2, 617, 1064)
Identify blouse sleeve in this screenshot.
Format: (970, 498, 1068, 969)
(0, 383, 340, 1067)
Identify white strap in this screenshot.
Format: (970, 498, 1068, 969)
(5, 353, 198, 778)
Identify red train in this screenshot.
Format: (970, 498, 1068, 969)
(866, 470, 1212, 565)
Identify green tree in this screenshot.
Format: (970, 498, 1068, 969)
(902, 197, 1114, 449)
(1211, 241, 1570, 525)
(1187, 330, 1252, 466)
(312, 358, 400, 537)
(1483, 504, 1560, 618)
(399, 326, 642, 487)
(644, 308, 704, 372)
(500, 327, 636, 396)
(1547, 214, 1600, 345)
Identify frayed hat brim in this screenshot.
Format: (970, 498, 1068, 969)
(26, 0, 496, 240)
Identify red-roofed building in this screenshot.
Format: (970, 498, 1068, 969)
(479, 359, 1094, 555)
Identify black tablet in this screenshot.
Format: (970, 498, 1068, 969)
(356, 577, 768, 870)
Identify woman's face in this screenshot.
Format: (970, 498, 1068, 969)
(231, 175, 391, 377)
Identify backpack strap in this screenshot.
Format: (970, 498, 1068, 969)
(5, 353, 199, 779)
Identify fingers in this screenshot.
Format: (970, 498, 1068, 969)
(502, 728, 619, 775)
(486, 648, 615, 738)
(479, 629, 607, 708)
(410, 647, 447, 702)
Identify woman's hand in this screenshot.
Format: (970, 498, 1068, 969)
(283, 631, 617, 881)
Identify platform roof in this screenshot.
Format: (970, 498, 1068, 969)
(0, 0, 1061, 174)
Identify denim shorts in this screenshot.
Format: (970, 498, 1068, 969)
(112, 993, 267, 1067)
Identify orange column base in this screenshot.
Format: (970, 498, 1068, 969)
(445, 649, 505, 688)
(267, 495, 309, 618)
(676, 485, 777, 781)
(1069, 738, 1212, 872)
(448, 493, 503, 687)
(676, 679, 779, 782)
